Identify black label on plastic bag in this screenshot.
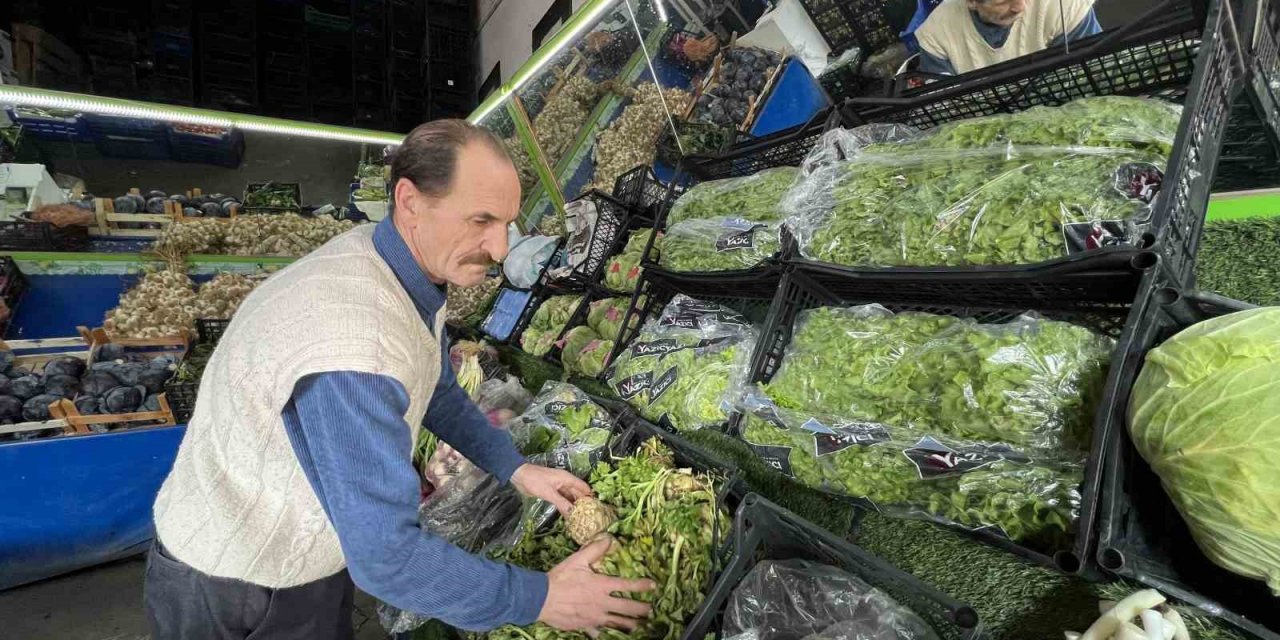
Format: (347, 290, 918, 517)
(902, 436, 1030, 479)
(1113, 162, 1164, 203)
(660, 313, 702, 329)
(752, 405, 788, 430)
(657, 414, 678, 434)
(630, 339, 682, 358)
(648, 367, 678, 405)
(715, 227, 759, 252)
(543, 400, 586, 416)
(748, 443, 794, 477)
(615, 371, 652, 400)
(1063, 220, 1129, 254)
(805, 418, 892, 456)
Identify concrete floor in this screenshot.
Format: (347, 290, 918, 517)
(0, 556, 389, 639)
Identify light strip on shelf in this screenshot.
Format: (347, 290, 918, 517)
(469, 0, 622, 124)
(654, 0, 668, 22)
(0, 86, 405, 145)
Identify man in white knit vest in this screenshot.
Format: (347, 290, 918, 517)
(915, 0, 1101, 75)
(144, 120, 655, 639)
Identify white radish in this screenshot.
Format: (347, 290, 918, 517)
(1099, 600, 1117, 614)
(1141, 609, 1166, 640)
(1080, 590, 1167, 640)
(1117, 622, 1150, 640)
(1162, 608, 1191, 640)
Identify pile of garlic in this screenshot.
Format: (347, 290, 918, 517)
(192, 273, 258, 320)
(153, 214, 357, 257)
(588, 83, 692, 193)
(446, 276, 503, 325)
(533, 74, 602, 166)
(104, 268, 199, 339)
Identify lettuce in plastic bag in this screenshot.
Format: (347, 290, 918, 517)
(660, 217, 781, 272)
(669, 167, 798, 225)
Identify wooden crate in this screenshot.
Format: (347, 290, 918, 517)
(0, 327, 187, 437)
(171, 187, 241, 223)
(93, 188, 177, 237)
(684, 42, 788, 133)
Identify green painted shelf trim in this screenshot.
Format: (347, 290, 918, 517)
(1207, 190, 1280, 220)
(2, 251, 296, 264)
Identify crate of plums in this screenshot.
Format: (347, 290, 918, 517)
(0, 327, 187, 441)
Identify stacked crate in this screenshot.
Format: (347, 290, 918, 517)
(146, 0, 195, 105)
(195, 0, 258, 111)
(390, 0, 428, 131)
(353, 0, 390, 129)
(83, 3, 142, 99)
(258, 0, 310, 120)
(426, 0, 477, 119)
(306, 0, 355, 125)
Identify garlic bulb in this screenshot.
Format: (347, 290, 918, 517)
(193, 273, 259, 320)
(103, 268, 199, 339)
(152, 214, 358, 257)
(588, 83, 692, 193)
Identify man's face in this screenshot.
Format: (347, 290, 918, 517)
(969, 0, 1026, 26)
(394, 141, 521, 287)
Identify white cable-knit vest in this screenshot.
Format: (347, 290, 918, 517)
(915, 0, 1095, 74)
(153, 225, 444, 588)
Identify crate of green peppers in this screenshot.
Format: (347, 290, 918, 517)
(242, 181, 302, 215)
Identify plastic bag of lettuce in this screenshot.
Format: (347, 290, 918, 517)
(660, 217, 781, 272)
(607, 295, 757, 431)
(668, 166, 797, 225)
(786, 96, 1180, 268)
(762, 305, 1114, 453)
(1128, 307, 1280, 594)
(736, 392, 1083, 544)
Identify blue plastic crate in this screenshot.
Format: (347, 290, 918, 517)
(167, 124, 245, 168)
(5, 107, 92, 143)
(84, 113, 172, 160)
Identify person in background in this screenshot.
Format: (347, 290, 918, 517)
(144, 120, 654, 639)
(914, 0, 1102, 75)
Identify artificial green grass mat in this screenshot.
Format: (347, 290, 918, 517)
(1196, 218, 1280, 306)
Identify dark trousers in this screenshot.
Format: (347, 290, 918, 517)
(144, 539, 356, 640)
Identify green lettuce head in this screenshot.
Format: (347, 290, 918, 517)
(1128, 306, 1280, 594)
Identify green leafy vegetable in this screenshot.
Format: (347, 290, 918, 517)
(607, 296, 756, 432)
(521, 294, 583, 357)
(1195, 217, 1280, 306)
(668, 167, 797, 225)
(659, 217, 780, 272)
(763, 305, 1113, 452)
(1128, 307, 1280, 594)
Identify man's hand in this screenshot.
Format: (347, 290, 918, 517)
(539, 537, 655, 634)
(510, 463, 592, 516)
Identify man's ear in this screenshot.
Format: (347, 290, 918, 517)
(393, 178, 420, 222)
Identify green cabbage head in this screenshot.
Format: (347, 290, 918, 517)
(1128, 306, 1280, 594)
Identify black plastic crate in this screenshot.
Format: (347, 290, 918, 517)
(684, 495, 983, 640)
(1094, 287, 1278, 639)
(748, 253, 1163, 574)
(425, 1, 472, 30)
(612, 166, 686, 222)
(843, 0, 1203, 126)
(799, 0, 911, 55)
(168, 125, 245, 168)
(427, 60, 475, 93)
(798, 0, 858, 53)
(4, 107, 92, 143)
(606, 266, 787, 380)
(166, 317, 234, 423)
(146, 74, 196, 106)
(544, 191, 630, 289)
(196, 318, 230, 345)
(243, 182, 303, 214)
(426, 25, 473, 62)
(684, 107, 842, 181)
(0, 220, 91, 252)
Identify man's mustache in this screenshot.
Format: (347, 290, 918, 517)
(460, 253, 493, 267)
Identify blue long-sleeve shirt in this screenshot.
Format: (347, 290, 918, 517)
(279, 216, 545, 631)
(919, 8, 1102, 74)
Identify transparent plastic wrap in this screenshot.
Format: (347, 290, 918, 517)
(722, 559, 940, 640)
(762, 305, 1114, 453)
(604, 230, 658, 293)
(606, 295, 757, 431)
(737, 393, 1084, 543)
(785, 141, 1167, 267)
(660, 217, 781, 272)
(668, 167, 799, 226)
(879, 96, 1182, 156)
(520, 294, 583, 356)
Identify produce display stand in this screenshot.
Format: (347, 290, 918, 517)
(1093, 286, 1276, 639)
(0, 220, 91, 252)
(0, 256, 30, 337)
(735, 254, 1161, 576)
(611, 165, 685, 222)
(683, 494, 983, 640)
